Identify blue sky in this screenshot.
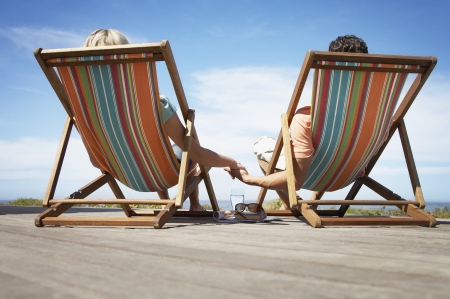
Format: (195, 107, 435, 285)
(1, 0, 449, 205)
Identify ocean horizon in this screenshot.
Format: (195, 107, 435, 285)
(3, 199, 449, 212)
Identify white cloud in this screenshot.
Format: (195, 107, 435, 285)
(191, 66, 310, 135)
(0, 27, 86, 51)
(0, 138, 58, 172)
(0, 137, 97, 180)
(377, 73, 450, 163)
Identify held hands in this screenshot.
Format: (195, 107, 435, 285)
(224, 162, 249, 182)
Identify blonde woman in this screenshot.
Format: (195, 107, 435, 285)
(84, 29, 242, 211)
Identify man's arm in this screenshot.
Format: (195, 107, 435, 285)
(227, 155, 313, 191)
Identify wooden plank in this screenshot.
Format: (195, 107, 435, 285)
(281, 114, 298, 209)
(312, 51, 436, 67)
(311, 63, 427, 73)
(403, 204, 436, 227)
(320, 217, 431, 227)
(48, 199, 175, 205)
(300, 203, 322, 228)
(39, 42, 163, 59)
(175, 110, 195, 208)
(398, 120, 425, 208)
(35, 203, 75, 227)
(264, 209, 341, 217)
(43, 117, 73, 207)
(298, 200, 418, 206)
(160, 40, 190, 121)
(34, 48, 73, 118)
(265, 210, 301, 217)
(41, 217, 156, 226)
(201, 167, 219, 211)
(46, 54, 164, 66)
(154, 203, 177, 229)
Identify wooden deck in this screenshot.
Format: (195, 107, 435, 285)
(1, 206, 449, 298)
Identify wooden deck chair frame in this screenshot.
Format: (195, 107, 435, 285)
(256, 51, 437, 228)
(34, 41, 219, 229)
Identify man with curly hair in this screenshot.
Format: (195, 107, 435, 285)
(226, 35, 368, 209)
(329, 34, 368, 53)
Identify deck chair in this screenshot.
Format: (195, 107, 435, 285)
(256, 51, 437, 228)
(34, 41, 219, 228)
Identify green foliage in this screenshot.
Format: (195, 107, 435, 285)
(202, 204, 213, 210)
(7, 198, 43, 206)
(263, 198, 283, 210)
(430, 206, 450, 218)
(346, 206, 406, 216)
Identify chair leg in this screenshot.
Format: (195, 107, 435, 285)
(35, 203, 74, 227)
(37, 173, 121, 226)
(398, 120, 425, 208)
(43, 116, 73, 207)
(299, 203, 322, 228)
(403, 204, 436, 227)
(200, 165, 220, 211)
(154, 203, 177, 228)
(308, 191, 324, 210)
(339, 178, 364, 217)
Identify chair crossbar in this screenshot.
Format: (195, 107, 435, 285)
(320, 217, 431, 227)
(48, 199, 174, 205)
(311, 63, 424, 73)
(41, 217, 156, 226)
(298, 200, 419, 206)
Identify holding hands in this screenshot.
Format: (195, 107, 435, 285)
(224, 162, 249, 182)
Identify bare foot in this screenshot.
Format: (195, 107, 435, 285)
(189, 204, 206, 212)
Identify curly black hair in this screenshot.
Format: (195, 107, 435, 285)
(329, 35, 368, 53)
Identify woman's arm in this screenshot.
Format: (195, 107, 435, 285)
(226, 155, 313, 191)
(164, 114, 240, 169)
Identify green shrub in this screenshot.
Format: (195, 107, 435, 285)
(8, 198, 43, 206)
(346, 206, 407, 216)
(263, 198, 283, 210)
(202, 204, 213, 210)
(430, 206, 450, 218)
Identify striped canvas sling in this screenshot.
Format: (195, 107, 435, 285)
(302, 61, 417, 191)
(51, 54, 180, 192)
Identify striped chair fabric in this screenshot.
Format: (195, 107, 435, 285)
(302, 61, 417, 191)
(54, 56, 180, 192)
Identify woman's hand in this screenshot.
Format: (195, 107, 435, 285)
(224, 163, 249, 181)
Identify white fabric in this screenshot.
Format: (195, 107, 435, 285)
(252, 136, 286, 170)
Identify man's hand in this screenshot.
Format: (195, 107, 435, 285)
(224, 163, 249, 182)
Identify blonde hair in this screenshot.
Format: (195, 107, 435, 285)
(83, 29, 130, 47)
